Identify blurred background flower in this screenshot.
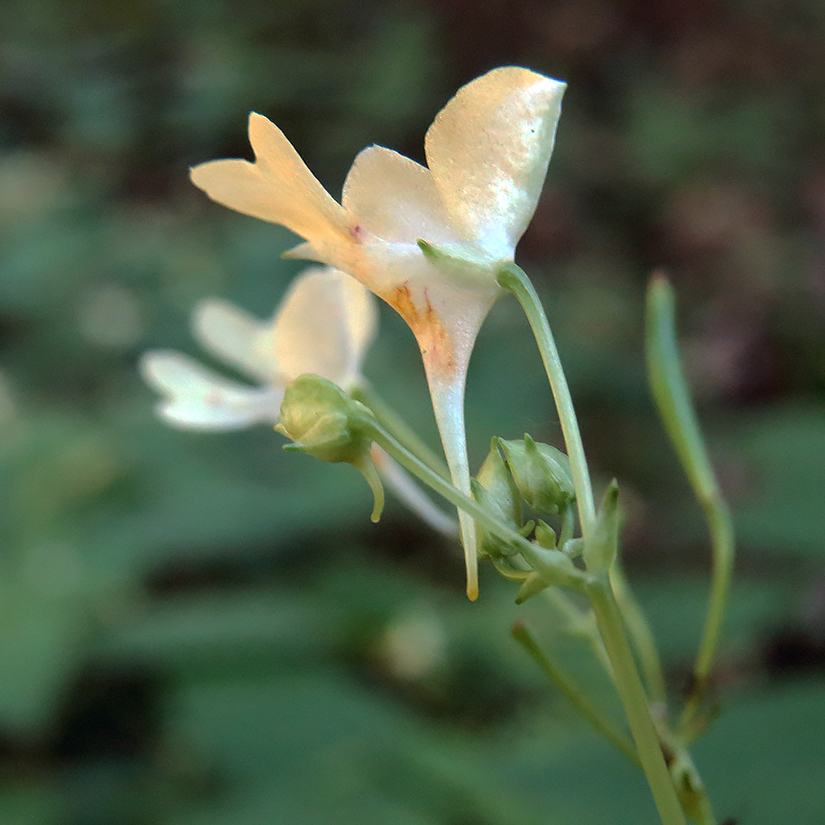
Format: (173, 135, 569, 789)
(2, 1, 825, 823)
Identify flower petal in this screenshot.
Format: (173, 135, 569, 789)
(190, 113, 352, 252)
(270, 267, 377, 387)
(424, 67, 566, 256)
(193, 299, 275, 384)
(139, 350, 282, 430)
(335, 270, 379, 378)
(342, 146, 458, 245)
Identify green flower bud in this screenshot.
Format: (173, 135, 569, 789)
(276, 374, 384, 522)
(277, 374, 370, 462)
(583, 479, 620, 575)
(499, 434, 575, 515)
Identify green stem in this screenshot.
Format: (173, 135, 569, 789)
(512, 621, 640, 767)
(645, 275, 735, 736)
(497, 264, 596, 538)
(610, 565, 668, 707)
(587, 578, 687, 825)
(353, 383, 451, 481)
(680, 498, 734, 736)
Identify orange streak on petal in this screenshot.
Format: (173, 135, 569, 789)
(385, 285, 457, 380)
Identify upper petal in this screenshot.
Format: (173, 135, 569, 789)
(342, 146, 459, 245)
(139, 350, 282, 430)
(193, 299, 275, 384)
(270, 267, 377, 387)
(190, 113, 353, 250)
(424, 67, 566, 257)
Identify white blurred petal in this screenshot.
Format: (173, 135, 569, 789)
(190, 113, 352, 251)
(337, 269, 378, 377)
(342, 146, 457, 245)
(193, 299, 275, 383)
(139, 351, 282, 430)
(270, 267, 376, 387)
(425, 67, 565, 256)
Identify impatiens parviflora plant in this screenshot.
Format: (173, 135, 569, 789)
(169, 69, 737, 825)
(140, 266, 456, 533)
(189, 66, 567, 603)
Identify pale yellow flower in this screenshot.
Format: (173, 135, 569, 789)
(140, 267, 456, 535)
(140, 266, 376, 429)
(190, 67, 566, 599)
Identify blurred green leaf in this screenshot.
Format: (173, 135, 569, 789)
(0, 550, 98, 736)
(731, 404, 825, 556)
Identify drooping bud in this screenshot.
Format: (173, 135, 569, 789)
(499, 434, 575, 516)
(276, 374, 385, 521)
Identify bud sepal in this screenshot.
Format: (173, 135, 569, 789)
(498, 434, 575, 516)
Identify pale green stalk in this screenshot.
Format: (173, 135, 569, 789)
(645, 275, 735, 736)
(497, 264, 596, 537)
(362, 411, 688, 823)
(512, 621, 640, 767)
(369, 445, 458, 538)
(352, 384, 451, 480)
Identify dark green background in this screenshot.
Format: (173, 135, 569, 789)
(2, 0, 825, 822)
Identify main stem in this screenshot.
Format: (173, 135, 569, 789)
(611, 565, 668, 706)
(363, 409, 685, 823)
(588, 579, 688, 825)
(500, 264, 687, 824)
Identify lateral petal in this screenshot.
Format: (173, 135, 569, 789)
(270, 268, 376, 387)
(190, 113, 352, 249)
(424, 67, 565, 256)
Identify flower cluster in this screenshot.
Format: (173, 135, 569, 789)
(145, 66, 566, 600)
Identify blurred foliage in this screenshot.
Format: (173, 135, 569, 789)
(2, 0, 825, 822)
